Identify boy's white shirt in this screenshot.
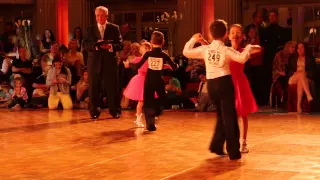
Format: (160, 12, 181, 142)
(183, 38, 253, 79)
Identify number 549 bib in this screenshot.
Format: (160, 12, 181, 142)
(148, 57, 163, 70)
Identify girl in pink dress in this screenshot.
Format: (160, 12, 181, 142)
(123, 42, 152, 127)
(229, 24, 258, 153)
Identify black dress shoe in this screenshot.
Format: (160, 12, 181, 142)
(90, 110, 101, 119)
(147, 125, 157, 131)
(229, 153, 241, 160)
(112, 113, 120, 119)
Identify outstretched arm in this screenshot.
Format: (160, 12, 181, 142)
(164, 55, 178, 71)
(183, 34, 206, 59)
(226, 45, 260, 64)
(183, 37, 206, 59)
(133, 53, 149, 70)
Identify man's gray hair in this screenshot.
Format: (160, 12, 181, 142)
(95, 6, 109, 16)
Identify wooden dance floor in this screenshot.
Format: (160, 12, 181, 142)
(1, 109, 320, 179)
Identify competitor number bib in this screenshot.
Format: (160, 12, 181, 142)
(148, 57, 163, 70)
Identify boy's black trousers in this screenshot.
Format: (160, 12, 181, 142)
(207, 75, 241, 159)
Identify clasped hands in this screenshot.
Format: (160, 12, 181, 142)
(192, 33, 209, 45)
(53, 77, 68, 84)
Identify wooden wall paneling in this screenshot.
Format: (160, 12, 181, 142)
(36, 0, 57, 39)
(0, 0, 33, 4)
(136, 12, 142, 42)
(214, 0, 241, 26)
(176, 0, 201, 54)
(201, 0, 214, 40)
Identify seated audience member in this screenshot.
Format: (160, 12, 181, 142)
(72, 67, 89, 109)
(31, 55, 43, 78)
(0, 82, 11, 108)
(11, 47, 33, 101)
(40, 29, 56, 54)
(8, 77, 28, 109)
(10, 74, 22, 88)
(163, 70, 182, 109)
(73, 27, 83, 52)
(271, 41, 296, 107)
(118, 41, 132, 90)
(65, 39, 84, 78)
(0, 55, 12, 83)
(60, 44, 80, 86)
(189, 71, 215, 112)
(3, 35, 18, 54)
(29, 58, 50, 108)
(41, 42, 59, 73)
(46, 56, 72, 110)
(287, 42, 316, 113)
(185, 43, 205, 82)
(173, 54, 189, 91)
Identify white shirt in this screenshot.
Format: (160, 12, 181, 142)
(183, 38, 253, 79)
(97, 22, 107, 39)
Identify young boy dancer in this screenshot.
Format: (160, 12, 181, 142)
(134, 31, 178, 131)
(183, 20, 260, 160)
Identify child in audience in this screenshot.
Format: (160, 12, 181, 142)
(8, 77, 28, 109)
(72, 67, 89, 109)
